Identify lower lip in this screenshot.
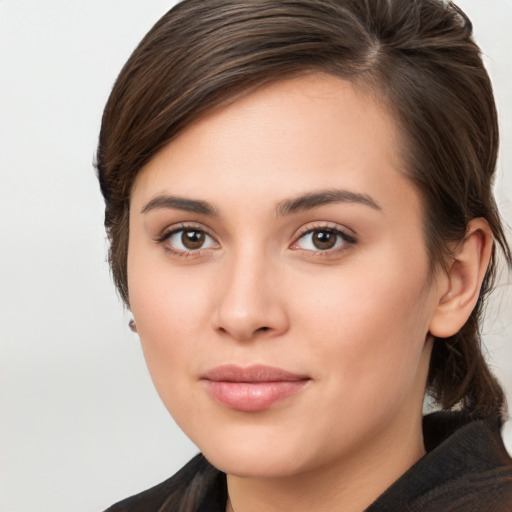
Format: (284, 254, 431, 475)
(202, 380, 309, 412)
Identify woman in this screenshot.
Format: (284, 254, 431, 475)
(97, 0, 512, 510)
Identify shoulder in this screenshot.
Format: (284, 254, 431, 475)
(367, 412, 512, 512)
(104, 454, 227, 512)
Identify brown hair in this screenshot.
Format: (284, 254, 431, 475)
(96, 0, 511, 418)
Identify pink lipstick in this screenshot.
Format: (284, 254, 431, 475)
(201, 364, 310, 412)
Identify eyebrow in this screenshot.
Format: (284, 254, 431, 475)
(141, 195, 219, 216)
(140, 188, 381, 217)
(276, 189, 381, 216)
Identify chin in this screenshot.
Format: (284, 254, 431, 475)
(191, 424, 324, 479)
(204, 448, 309, 479)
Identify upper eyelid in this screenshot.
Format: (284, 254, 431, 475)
(158, 222, 216, 240)
(293, 222, 356, 240)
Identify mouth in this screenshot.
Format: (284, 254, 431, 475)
(200, 364, 311, 412)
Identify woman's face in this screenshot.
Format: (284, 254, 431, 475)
(128, 75, 445, 477)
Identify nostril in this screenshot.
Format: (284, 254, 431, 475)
(257, 326, 270, 332)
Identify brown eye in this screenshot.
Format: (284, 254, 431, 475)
(294, 227, 355, 252)
(164, 227, 217, 253)
(311, 230, 337, 250)
(181, 230, 205, 249)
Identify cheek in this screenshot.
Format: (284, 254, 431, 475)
(295, 254, 434, 404)
(127, 248, 216, 394)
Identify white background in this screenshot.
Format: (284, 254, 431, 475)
(0, 1, 511, 511)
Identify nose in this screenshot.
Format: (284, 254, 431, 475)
(213, 251, 289, 341)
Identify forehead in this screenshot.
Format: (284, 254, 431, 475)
(131, 74, 417, 219)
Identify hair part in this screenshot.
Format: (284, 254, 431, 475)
(96, 0, 511, 418)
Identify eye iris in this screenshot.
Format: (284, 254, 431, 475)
(312, 230, 337, 250)
(181, 230, 205, 250)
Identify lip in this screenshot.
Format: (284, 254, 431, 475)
(200, 364, 310, 412)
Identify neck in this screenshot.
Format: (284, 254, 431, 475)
(226, 412, 425, 512)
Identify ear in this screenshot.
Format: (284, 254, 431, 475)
(429, 218, 493, 338)
(129, 318, 138, 333)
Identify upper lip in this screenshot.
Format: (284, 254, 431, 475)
(201, 364, 309, 382)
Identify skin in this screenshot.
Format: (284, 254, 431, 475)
(127, 74, 490, 512)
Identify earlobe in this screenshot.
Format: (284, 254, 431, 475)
(429, 219, 493, 338)
(129, 318, 138, 333)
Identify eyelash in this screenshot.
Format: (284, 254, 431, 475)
(157, 223, 219, 257)
(290, 224, 357, 256)
(156, 223, 357, 257)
